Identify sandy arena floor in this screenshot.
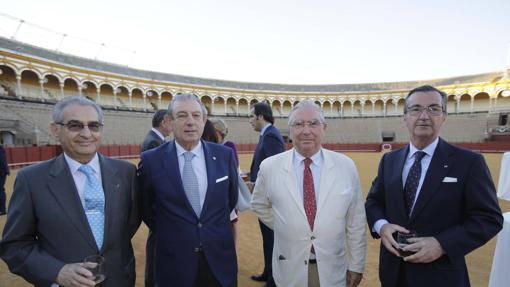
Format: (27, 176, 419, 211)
(1, 152, 508, 286)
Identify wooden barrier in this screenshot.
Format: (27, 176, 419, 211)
(4, 141, 510, 167)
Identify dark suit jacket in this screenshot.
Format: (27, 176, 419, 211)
(138, 140, 238, 287)
(0, 145, 8, 176)
(141, 129, 165, 152)
(249, 125, 285, 182)
(365, 138, 503, 287)
(0, 154, 140, 287)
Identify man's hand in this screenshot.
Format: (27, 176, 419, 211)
(346, 270, 363, 287)
(380, 223, 409, 257)
(246, 181, 255, 193)
(55, 263, 95, 287)
(403, 236, 445, 263)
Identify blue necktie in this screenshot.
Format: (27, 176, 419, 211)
(182, 152, 201, 216)
(79, 165, 105, 250)
(404, 151, 426, 216)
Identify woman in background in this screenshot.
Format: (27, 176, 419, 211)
(201, 119, 239, 245)
(209, 118, 239, 167)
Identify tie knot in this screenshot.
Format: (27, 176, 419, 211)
(79, 165, 94, 177)
(414, 151, 426, 162)
(184, 151, 195, 162)
(304, 158, 313, 167)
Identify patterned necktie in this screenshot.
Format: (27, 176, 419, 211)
(183, 151, 201, 216)
(303, 158, 317, 230)
(79, 165, 105, 250)
(404, 151, 426, 216)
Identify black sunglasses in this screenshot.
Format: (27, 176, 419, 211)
(56, 120, 104, 132)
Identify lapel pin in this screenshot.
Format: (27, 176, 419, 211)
(213, 156, 216, 160)
(444, 165, 448, 168)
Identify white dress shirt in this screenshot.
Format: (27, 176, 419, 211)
(293, 149, 323, 201)
(64, 153, 102, 208)
(373, 137, 439, 235)
(53, 153, 102, 287)
(175, 141, 208, 209)
(293, 149, 323, 260)
(260, 123, 271, 136)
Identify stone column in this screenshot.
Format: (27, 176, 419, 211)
(39, 78, 46, 101)
(16, 74, 22, 99)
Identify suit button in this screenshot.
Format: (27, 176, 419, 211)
(311, 236, 316, 240)
(198, 223, 202, 228)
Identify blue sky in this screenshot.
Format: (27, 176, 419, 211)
(1, 0, 509, 85)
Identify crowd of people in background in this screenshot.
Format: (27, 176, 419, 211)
(0, 85, 504, 287)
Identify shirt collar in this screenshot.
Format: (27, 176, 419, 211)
(293, 148, 323, 167)
(408, 137, 439, 159)
(64, 152, 100, 175)
(175, 140, 203, 159)
(151, 128, 165, 141)
(260, 123, 271, 136)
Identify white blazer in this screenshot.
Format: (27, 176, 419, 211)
(251, 149, 367, 287)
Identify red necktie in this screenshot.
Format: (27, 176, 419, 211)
(303, 158, 317, 230)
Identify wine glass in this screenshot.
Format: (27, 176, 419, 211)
(397, 230, 417, 257)
(84, 255, 106, 285)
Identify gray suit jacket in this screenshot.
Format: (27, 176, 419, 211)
(141, 130, 164, 152)
(0, 154, 140, 287)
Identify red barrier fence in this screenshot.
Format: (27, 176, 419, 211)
(5, 141, 510, 167)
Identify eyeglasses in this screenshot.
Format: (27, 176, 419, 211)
(406, 105, 444, 116)
(290, 120, 323, 130)
(56, 120, 104, 132)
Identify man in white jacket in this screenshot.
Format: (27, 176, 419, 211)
(251, 100, 366, 287)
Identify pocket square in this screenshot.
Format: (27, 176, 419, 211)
(216, 176, 228, 183)
(442, 177, 457, 183)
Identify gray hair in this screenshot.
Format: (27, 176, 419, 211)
(52, 96, 103, 123)
(167, 93, 208, 119)
(288, 100, 325, 125)
(209, 118, 228, 137)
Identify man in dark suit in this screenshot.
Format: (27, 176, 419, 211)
(0, 96, 140, 287)
(0, 143, 9, 215)
(247, 102, 285, 285)
(138, 93, 238, 287)
(365, 85, 503, 287)
(141, 108, 171, 287)
(141, 109, 171, 152)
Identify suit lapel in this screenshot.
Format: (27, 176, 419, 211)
(282, 150, 308, 221)
(99, 155, 121, 253)
(201, 141, 216, 219)
(163, 141, 199, 219)
(316, 150, 335, 215)
(391, 147, 409, 222)
(47, 155, 98, 251)
(409, 139, 454, 223)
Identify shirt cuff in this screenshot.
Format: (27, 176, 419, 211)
(373, 219, 389, 235)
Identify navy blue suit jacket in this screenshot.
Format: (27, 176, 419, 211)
(365, 138, 503, 287)
(249, 125, 285, 182)
(138, 140, 238, 287)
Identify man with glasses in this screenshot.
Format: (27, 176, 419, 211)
(251, 100, 367, 287)
(365, 85, 503, 287)
(0, 96, 140, 287)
